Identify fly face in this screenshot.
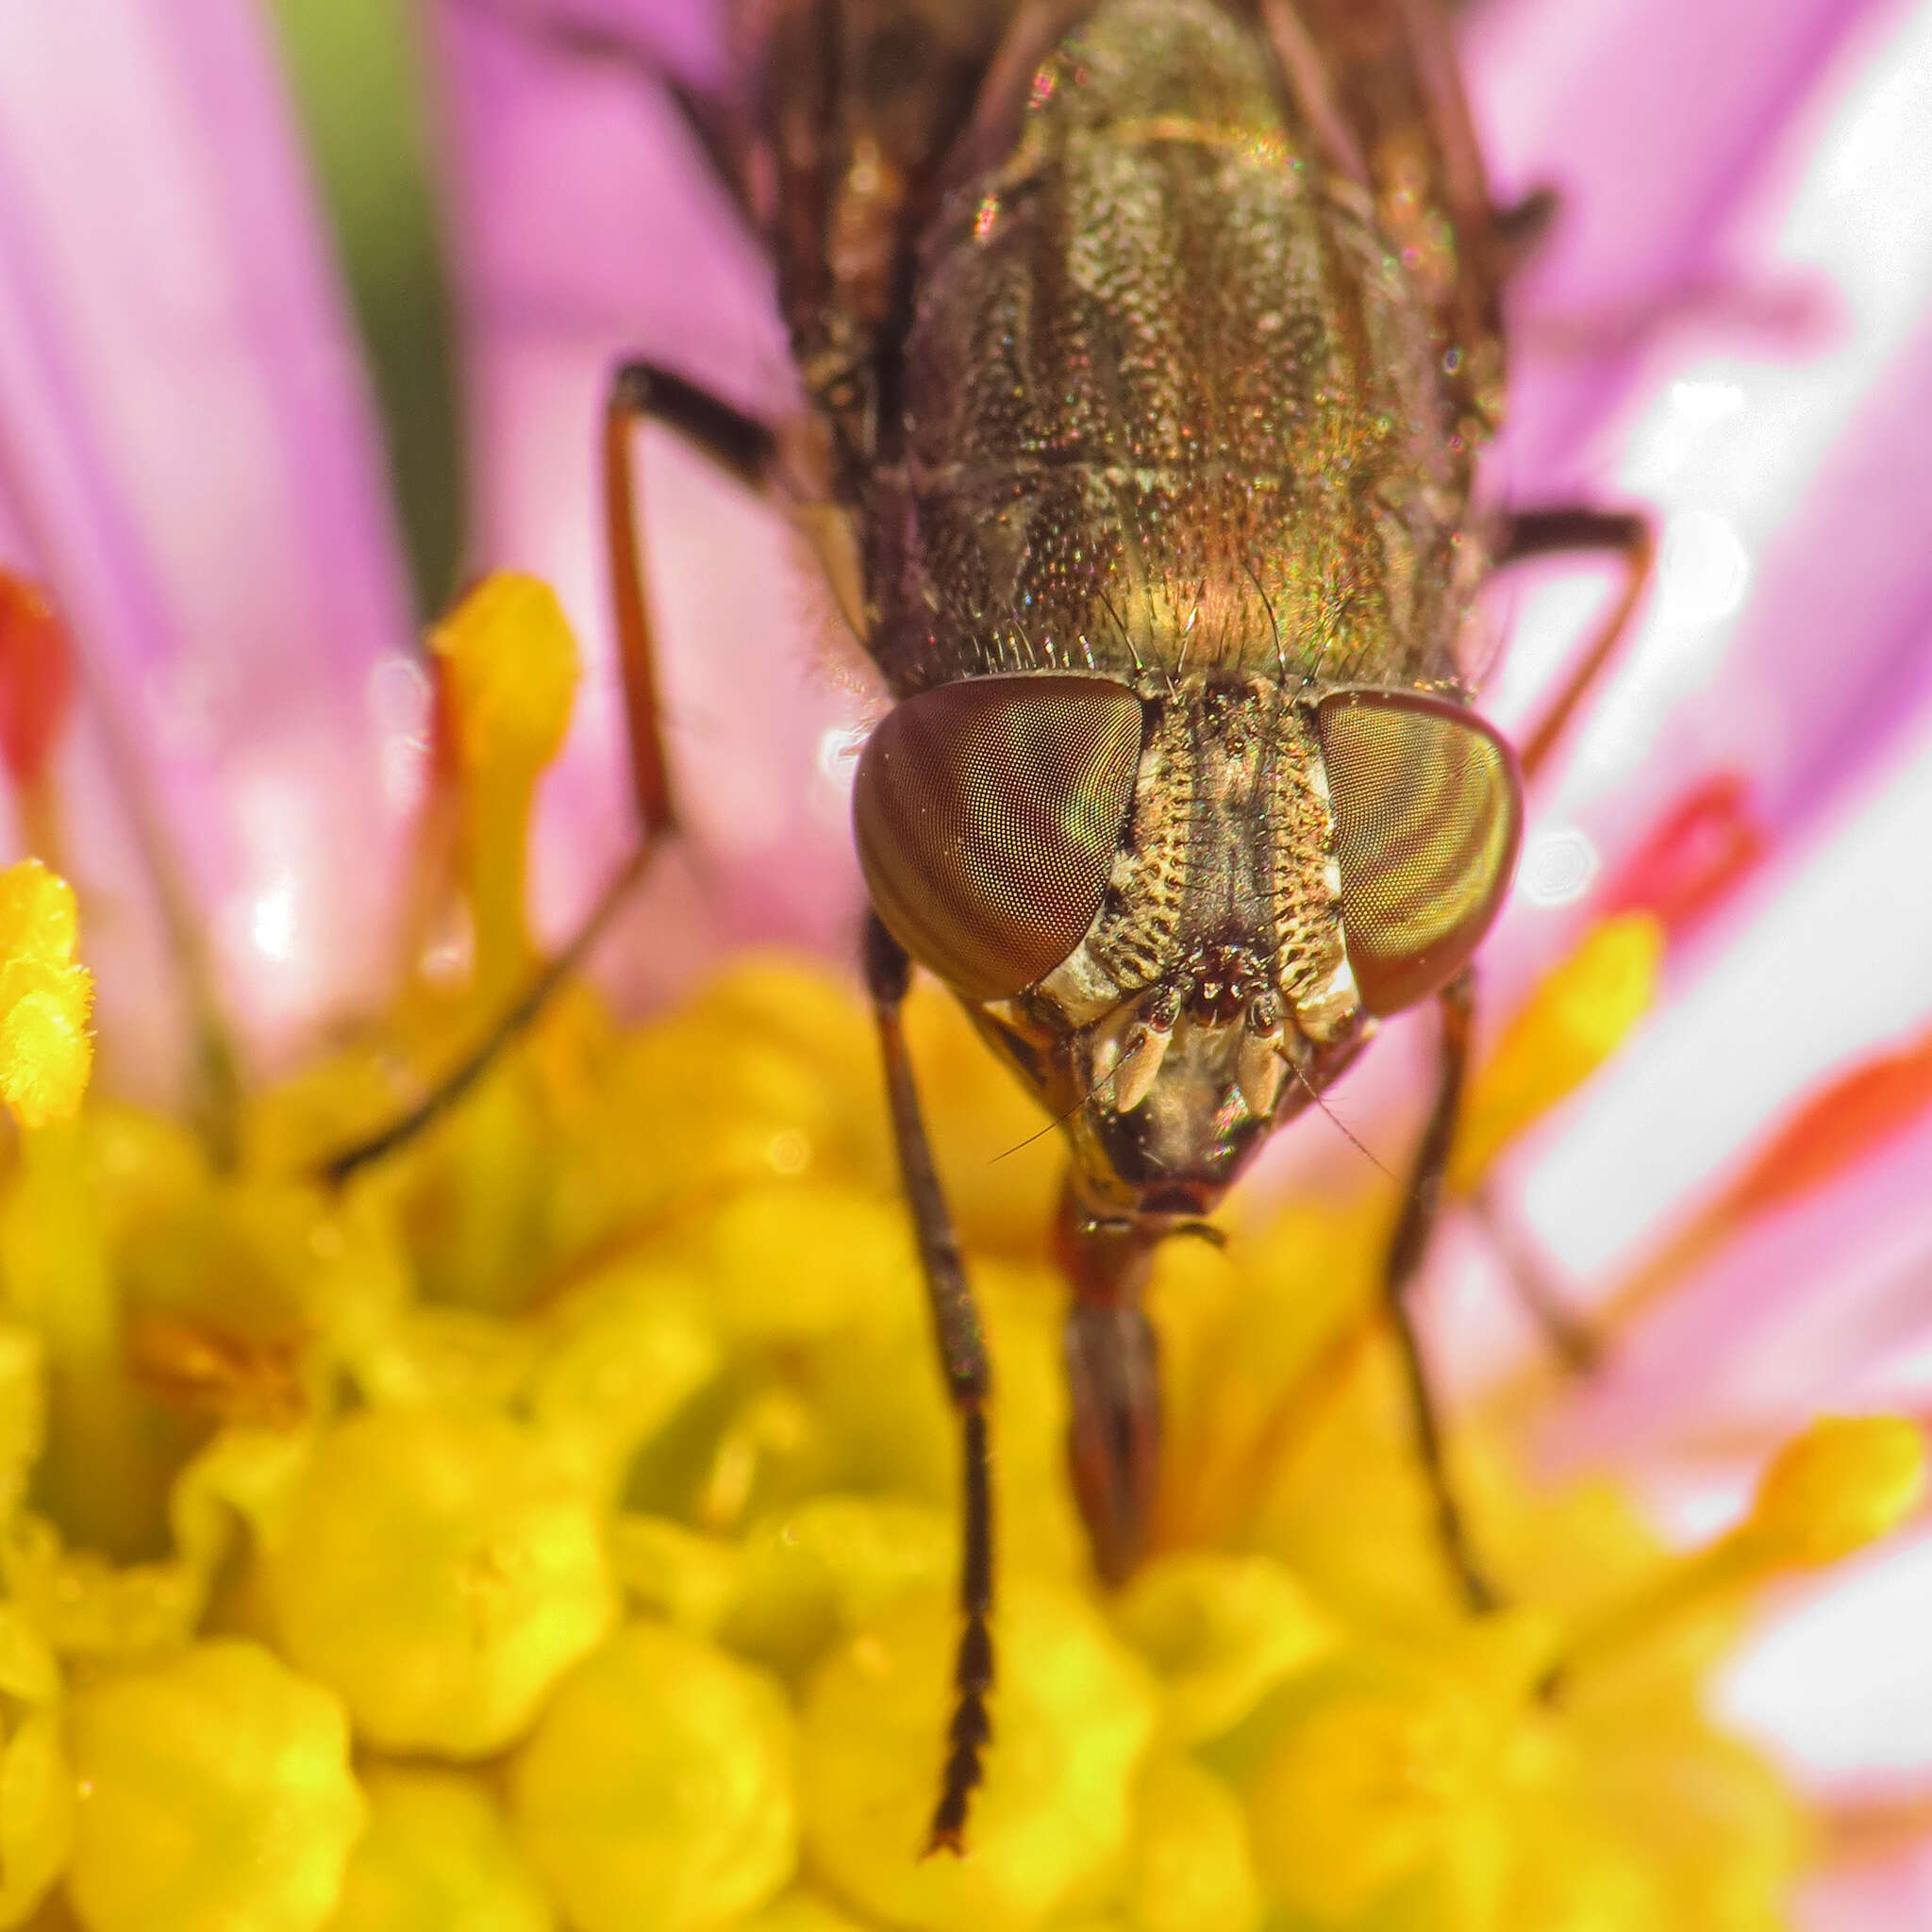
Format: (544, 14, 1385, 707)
(855, 670, 1523, 1225)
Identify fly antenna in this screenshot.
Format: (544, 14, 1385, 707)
(1281, 1048, 1396, 1181)
(990, 1045, 1133, 1166)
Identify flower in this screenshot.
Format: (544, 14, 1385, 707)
(0, 4, 1929, 1930)
(0, 576, 1914, 1932)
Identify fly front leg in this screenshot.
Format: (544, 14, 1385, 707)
(602, 362, 777, 830)
(1494, 508, 1656, 783)
(323, 363, 778, 1185)
(1384, 968, 1497, 1613)
(1467, 1188, 1602, 1374)
(863, 916, 995, 1857)
(1055, 1187, 1162, 1589)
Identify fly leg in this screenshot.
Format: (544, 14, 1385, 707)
(1494, 508, 1655, 783)
(599, 362, 775, 833)
(863, 916, 995, 1857)
(1495, 186, 1561, 279)
(756, 0, 902, 467)
(1056, 1188, 1161, 1589)
(1384, 968, 1497, 1612)
(1478, 512, 1653, 1363)
(1468, 1188, 1601, 1373)
(323, 364, 776, 1185)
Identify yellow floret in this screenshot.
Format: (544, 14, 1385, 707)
(1122, 1754, 1261, 1932)
(327, 1767, 554, 1932)
(427, 574, 582, 988)
(699, 1185, 923, 1345)
(259, 1407, 616, 1756)
(1449, 913, 1663, 1193)
(527, 1262, 722, 1493)
(65, 1640, 364, 1932)
(742, 1895, 872, 1931)
(1245, 1654, 1497, 1921)
(0, 858, 92, 1129)
(1743, 1414, 1926, 1568)
(1115, 1550, 1336, 1743)
(0, 1707, 74, 1927)
(801, 1579, 1158, 1931)
(509, 1619, 798, 1932)
(0, 1603, 58, 1705)
(723, 1495, 954, 1674)
(0, 918, 1896, 1932)
(0, 1323, 46, 1513)
(0, 856, 76, 964)
(429, 574, 579, 778)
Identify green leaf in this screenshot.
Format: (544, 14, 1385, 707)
(268, 0, 465, 620)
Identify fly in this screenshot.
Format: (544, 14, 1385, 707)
(336, 0, 1654, 1856)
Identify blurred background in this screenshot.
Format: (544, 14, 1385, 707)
(1, 1, 1931, 1921)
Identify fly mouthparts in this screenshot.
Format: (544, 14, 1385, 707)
(1111, 1015, 1174, 1113)
(1236, 1023, 1289, 1118)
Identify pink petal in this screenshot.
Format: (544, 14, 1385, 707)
(429, 0, 870, 1005)
(1466, 0, 1890, 493)
(1801, 1821, 1932, 1932)
(0, 1, 418, 1074)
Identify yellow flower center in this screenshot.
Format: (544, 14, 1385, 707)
(0, 576, 1916, 1932)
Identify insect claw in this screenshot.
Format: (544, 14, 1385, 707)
(1111, 1019, 1173, 1113)
(924, 1818, 968, 1860)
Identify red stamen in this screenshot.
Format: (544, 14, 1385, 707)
(0, 570, 75, 791)
(1600, 771, 1764, 938)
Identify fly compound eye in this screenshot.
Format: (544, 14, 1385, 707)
(1317, 689, 1524, 1016)
(854, 675, 1144, 1000)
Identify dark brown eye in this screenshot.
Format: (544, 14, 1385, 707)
(854, 675, 1144, 1000)
(1317, 689, 1523, 1016)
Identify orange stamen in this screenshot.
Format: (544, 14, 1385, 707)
(0, 571, 76, 858)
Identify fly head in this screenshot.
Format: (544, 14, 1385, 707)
(854, 671, 1524, 1225)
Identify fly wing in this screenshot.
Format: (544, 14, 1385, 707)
(728, 0, 1020, 468)
(1262, 0, 1507, 445)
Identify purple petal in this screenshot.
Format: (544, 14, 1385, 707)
(0, 1, 418, 1070)
(463, 0, 729, 90)
(429, 0, 870, 1000)
(1479, 2, 1932, 881)
(1465, 0, 1891, 494)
